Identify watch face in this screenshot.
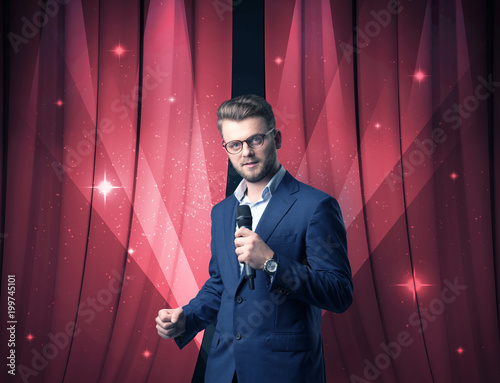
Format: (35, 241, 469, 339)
(266, 259, 277, 273)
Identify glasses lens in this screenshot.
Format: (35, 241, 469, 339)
(224, 131, 271, 154)
(247, 134, 264, 148)
(226, 141, 242, 153)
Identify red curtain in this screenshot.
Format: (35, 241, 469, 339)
(266, 0, 499, 382)
(1, 0, 231, 382)
(1, 1, 499, 383)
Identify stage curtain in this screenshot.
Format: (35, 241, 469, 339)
(0, 0, 231, 382)
(2, 0, 500, 383)
(265, 0, 500, 382)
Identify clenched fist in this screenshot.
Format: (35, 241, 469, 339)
(156, 307, 186, 339)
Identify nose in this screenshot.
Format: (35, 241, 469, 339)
(241, 141, 253, 157)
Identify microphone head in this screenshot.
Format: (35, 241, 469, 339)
(236, 205, 252, 229)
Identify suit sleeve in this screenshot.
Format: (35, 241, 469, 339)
(269, 196, 353, 313)
(175, 210, 223, 349)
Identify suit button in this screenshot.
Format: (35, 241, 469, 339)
(279, 287, 292, 296)
(235, 333, 242, 340)
(235, 296, 243, 304)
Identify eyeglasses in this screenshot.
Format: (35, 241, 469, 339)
(222, 129, 275, 154)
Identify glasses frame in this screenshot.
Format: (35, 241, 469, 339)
(222, 128, 276, 154)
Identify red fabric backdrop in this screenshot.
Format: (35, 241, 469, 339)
(266, 1, 500, 382)
(1, 0, 499, 382)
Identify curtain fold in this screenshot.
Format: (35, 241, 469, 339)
(1, 1, 231, 382)
(265, 0, 499, 382)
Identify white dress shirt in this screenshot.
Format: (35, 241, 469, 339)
(233, 165, 286, 274)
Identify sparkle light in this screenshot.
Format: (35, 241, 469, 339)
(414, 71, 425, 81)
(450, 172, 458, 180)
(110, 42, 130, 63)
(457, 346, 464, 355)
(393, 274, 435, 301)
(274, 56, 283, 65)
(26, 333, 34, 341)
(375, 123, 381, 129)
(56, 99, 64, 107)
(98, 180, 114, 196)
(169, 97, 175, 102)
(412, 68, 428, 84)
(128, 248, 135, 255)
(113, 44, 126, 57)
(94, 172, 120, 204)
(142, 350, 152, 359)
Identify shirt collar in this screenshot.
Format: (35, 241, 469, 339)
(234, 165, 286, 203)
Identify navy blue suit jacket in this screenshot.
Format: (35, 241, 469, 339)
(176, 171, 353, 383)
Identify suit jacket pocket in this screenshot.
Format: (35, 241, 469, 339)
(269, 332, 314, 352)
(267, 233, 297, 245)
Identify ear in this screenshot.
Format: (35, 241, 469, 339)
(274, 129, 282, 149)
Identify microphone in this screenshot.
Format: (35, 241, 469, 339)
(236, 204, 256, 290)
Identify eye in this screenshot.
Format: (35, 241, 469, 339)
(227, 141, 241, 150)
(249, 135, 263, 145)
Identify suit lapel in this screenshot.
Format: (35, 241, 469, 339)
(226, 172, 300, 290)
(255, 172, 299, 242)
(223, 197, 241, 282)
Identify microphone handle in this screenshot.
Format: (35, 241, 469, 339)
(240, 223, 256, 290)
(244, 263, 255, 290)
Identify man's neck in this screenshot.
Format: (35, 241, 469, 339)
(245, 184, 264, 204)
(245, 164, 280, 203)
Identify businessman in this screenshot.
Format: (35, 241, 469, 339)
(156, 94, 353, 382)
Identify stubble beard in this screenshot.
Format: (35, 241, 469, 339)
(234, 150, 278, 184)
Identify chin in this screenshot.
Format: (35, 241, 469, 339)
(244, 175, 265, 183)
(236, 168, 263, 183)
(244, 169, 270, 183)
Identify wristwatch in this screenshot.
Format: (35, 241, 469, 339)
(263, 253, 278, 276)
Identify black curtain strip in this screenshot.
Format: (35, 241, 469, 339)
(192, 1, 266, 381)
(225, 0, 266, 197)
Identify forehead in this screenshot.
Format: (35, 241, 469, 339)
(221, 117, 267, 141)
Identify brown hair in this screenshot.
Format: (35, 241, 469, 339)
(216, 94, 276, 135)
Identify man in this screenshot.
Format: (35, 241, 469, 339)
(156, 94, 353, 382)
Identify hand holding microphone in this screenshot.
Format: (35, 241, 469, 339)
(235, 205, 274, 290)
(236, 205, 256, 289)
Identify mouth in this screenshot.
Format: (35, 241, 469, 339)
(243, 161, 259, 169)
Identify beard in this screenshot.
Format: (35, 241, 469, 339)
(233, 149, 278, 184)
